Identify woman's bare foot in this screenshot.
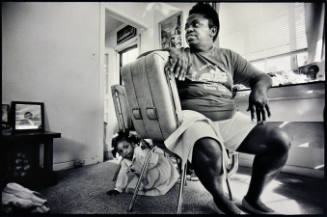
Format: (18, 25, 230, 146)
(214, 198, 245, 214)
(242, 196, 275, 214)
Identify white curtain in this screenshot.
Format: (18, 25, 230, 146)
(304, 3, 325, 62)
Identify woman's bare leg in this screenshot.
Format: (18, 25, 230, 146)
(237, 124, 291, 212)
(192, 137, 242, 214)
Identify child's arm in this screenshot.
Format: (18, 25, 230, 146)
(112, 158, 122, 181)
(107, 159, 131, 196)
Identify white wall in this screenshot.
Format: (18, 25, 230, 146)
(2, 2, 103, 170)
(218, 3, 307, 61)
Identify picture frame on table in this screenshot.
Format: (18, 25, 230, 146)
(11, 101, 45, 132)
(2, 104, 10, 128)
(159, 12, 183, 49)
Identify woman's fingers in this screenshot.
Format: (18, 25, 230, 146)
(247, 104, 255, 121)
(248, 103, 271, 123)
(256, 105, 262, 123)
(265, 104, 271, 117)
(178, 57, 188, 80)
(174, 59, 182, 80)
(165, 49, 190, 80)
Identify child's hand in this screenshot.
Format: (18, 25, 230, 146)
(106, 189, 120, 196)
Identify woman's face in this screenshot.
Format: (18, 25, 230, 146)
(185, 13, 216, 50)
(117, 139, 134, 160)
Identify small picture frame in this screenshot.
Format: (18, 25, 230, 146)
(159, 12, 183, 49)
(11, 101, 45, 132)
(2, 104, 10, 128)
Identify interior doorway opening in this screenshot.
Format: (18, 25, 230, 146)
(102, 7, 145, 161)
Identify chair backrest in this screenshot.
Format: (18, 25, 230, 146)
(121, 51, 181, 141)
(111, 84, 132, 133)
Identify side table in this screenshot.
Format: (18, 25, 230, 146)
(1, 130, 61, 188)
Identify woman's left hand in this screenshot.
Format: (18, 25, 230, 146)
(247, 87, 271, 123)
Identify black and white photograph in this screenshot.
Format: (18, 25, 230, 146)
(1, 1, 325, 216)
(12, 102, 44, 131)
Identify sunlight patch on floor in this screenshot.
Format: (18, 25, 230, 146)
(229, 173, 303, 214)
(262, 193, 302, 214)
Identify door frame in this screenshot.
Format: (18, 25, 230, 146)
(99, 3, 147, 157)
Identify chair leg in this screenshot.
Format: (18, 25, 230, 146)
(177, 161, 187, 214)
(226, 152, 238, 201)
(184, 162, 187, 186)
(226, 177, 233, 201)
(227, 152, 239, 177)
(128, 149, 153, 212)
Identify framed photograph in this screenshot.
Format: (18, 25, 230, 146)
(117, 25, 137, 45)
(2, 104, 10, 127)
(159, 12, 183, 49)
(11, 101, 45, 132)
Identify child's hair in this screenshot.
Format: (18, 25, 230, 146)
(111, 132, 140, 157)
(189, 2, 220, 41)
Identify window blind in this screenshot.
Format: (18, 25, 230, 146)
(219, 3, 307, 61)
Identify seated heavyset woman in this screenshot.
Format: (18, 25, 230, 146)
(142, 3, 291, 214)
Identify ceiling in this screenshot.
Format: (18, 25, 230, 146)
(104, 2, 192, 34)
(105, 11, 125, 35)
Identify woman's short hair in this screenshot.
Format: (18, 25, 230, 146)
(189, 2, 220, 41)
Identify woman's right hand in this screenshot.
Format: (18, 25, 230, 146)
(106, 189, 120, 196)
(164, 48, 191, 81)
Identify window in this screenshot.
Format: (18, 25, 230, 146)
(120, 45, 138, 67)
(119, 45, 138, 84)
(219, 3, 324, 88)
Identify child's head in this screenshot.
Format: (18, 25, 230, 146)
(24, 112, 33, 120)
(112, 132, 139, 160)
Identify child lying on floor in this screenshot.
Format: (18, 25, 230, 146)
(107, 133, 179, 196)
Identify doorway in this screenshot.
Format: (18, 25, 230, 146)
(102, 7, 145, 161)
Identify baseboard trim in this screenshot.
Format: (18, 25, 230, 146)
(53, 158, 102, 171)
(239, 157, 324, 179)
(281, 165, 324, 178)
(53, 161, 75, 171)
